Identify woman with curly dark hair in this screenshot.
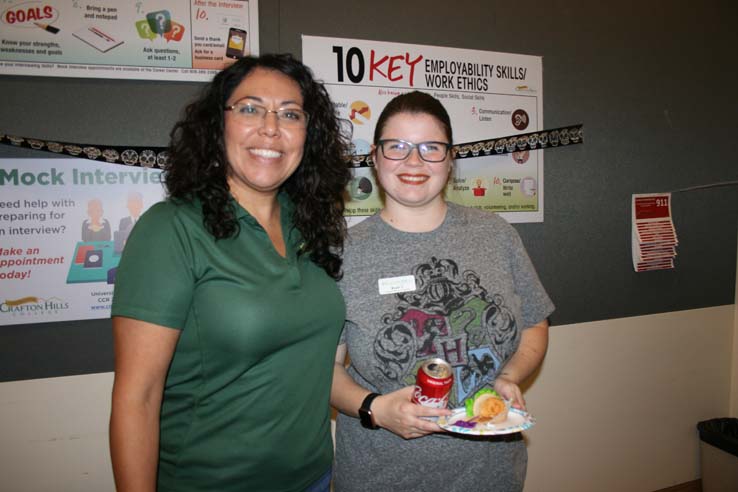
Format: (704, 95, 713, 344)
(110, 54, 350, 492)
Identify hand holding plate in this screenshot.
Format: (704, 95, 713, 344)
(493, 376, 526, 411)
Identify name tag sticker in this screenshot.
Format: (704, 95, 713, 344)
(378, 275, 416, 295)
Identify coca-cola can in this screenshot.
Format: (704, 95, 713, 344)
(412, 358, 453, 408)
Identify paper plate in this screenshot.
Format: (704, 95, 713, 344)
(437, 407, 535, 435)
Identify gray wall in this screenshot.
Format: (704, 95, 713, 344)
(1, 0, 737, 381)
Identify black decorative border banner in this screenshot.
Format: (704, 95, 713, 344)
(349, 124, 583, 168)
(0, 124, 582, 168)
(0, 134, 171, 168)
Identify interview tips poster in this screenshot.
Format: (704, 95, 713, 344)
(0, 158, 166, 325)
(0, 0, 258, 81)
(302, 36, 544, 223)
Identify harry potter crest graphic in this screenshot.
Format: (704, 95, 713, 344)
(373, 257, 520, 407)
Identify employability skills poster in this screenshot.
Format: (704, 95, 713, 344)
(0, 158, 166, 325)
(302, 36, 544, 224)
(0, 0, 258, 81)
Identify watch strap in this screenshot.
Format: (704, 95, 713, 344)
(358, 392, 381, 429)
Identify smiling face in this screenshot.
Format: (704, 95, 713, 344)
(373, 112, 452, 213)
(223, 68, 306, 205)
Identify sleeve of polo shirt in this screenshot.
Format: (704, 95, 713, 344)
(111, 201, 195, 330)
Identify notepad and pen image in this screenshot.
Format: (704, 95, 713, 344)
(67, 241, 120, 284)
(73, 25, 123, 53)
(34, 22, 60, 34)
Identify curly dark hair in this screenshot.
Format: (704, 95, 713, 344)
(166, 54, 351, 279)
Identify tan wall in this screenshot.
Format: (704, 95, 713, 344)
(524, 306, 735, 492)
(733, 238, 738, 417)
(0, 372, 114, 492)
(0, 305, 734, 492)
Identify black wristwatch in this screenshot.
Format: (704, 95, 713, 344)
(358, 392, 381, 429)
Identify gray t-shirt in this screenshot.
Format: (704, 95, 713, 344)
(334, 203, 554, 492)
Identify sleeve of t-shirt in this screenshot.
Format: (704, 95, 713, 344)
(507, 227, 555, 329)
(338, 319, 357, 346)
(338, 322, 347, 345)
(111, 201, 195, 330)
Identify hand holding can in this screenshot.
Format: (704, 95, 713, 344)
(412, 358, 453, 409)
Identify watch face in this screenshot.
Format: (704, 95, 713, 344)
(359, 408, 376, 429)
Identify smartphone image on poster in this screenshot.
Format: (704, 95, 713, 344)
(225, 27, 247, 59)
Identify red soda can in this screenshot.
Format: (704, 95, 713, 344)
(412, 358, 453, 408)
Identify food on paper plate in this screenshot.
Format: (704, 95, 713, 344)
(464, 388, 509, 424)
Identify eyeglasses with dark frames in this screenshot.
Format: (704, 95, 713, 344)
(377, 139, 451, 162)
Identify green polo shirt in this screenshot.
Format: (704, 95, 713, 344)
(111, 195, 345, 492)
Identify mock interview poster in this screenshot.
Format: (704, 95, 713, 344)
(0, 0, 258, 81)
(0, 158, 166, 325)
(302, 36, 544, 223)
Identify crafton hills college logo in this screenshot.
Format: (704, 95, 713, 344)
(0, 296, 70, 317)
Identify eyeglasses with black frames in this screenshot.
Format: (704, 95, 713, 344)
(376, 139, 451, 162)
(224, 102, 310, 128)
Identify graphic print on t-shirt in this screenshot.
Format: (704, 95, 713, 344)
(372, 257, 520, 407)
